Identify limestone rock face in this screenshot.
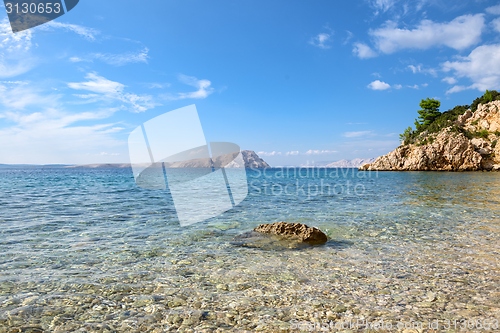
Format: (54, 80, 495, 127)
(361, 101, 500, 171)
(238, 150, 271, 169)
(254, 222, 328, 244)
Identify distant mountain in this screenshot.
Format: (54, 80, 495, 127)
(325, 158, 376, 168)
(67, 150, 270, 169)
(67, 163, 131, 169)
(240, 150, 271, 168)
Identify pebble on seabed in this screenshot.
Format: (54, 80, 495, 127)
(1, 228, 500, 333)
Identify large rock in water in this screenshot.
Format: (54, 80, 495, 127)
(254, 222, 328, 244)
(232, 222, 328, 250)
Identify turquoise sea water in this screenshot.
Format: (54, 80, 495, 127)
(1, 167, 500, 331)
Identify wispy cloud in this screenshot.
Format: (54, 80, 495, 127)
(0, 84, 124, 164)
(445, 85, 468, 94)
(0, 81, 59, 109)
(369, 0, 398, 13)
(69, 48, 149, 66)
(370, 14, 485, 54)
(257, 151, 282, 156)
(286, 151, 299, 156)
(353, 42, 377, 59)
(68, 72, 157, 112)
(162, 74, 214, 100)
(148, 82, 171, 89)
(304, 149, 337, 155)
(367, 80, 391, 90)
(492, 18, 500, 33)
(442, 77, 457, 85)
(42, 21, 99, 41)
(407, 64, 437, 76)
(257, 150, 334, 156)
(0, 18, 35, 78)
(343, 131, 373, 138)
(486, 4, 500, 15)
(309, 33, 332, 49)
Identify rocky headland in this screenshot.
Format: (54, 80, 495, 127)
(361, 96, 500, 171)
(69, 150, 270, 169)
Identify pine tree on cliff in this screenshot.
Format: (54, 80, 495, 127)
(414, 98, 441, 132)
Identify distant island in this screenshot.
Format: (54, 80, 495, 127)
(68, 150, 270, 169)
(361, 90, 500, 171)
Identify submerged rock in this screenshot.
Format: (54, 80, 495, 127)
(254, 222, 328, 244)
(232, 222, 328, 250)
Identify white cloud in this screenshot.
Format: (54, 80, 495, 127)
(486, 4, 500, 15)
(257, 151, 282, 156)
(304, 149, 337, 155)
(0, 19, 33, 52)
(285, 151, 299, 156)
(343, 30, 354, 45)
(309, 33, 332, 49)
(0, 113, 125, 164)
(0, 19, 100, 79)
(148, 83, 171, 89)
(0, 84, 125, 164)
(343, 131, 373, 138)
(162, 74, 214, 100)
(393, 84, 402, 89)
(367, 80, 391, 90)
(370, 0, 398, 13)
(0, 82, 59, 109)
(68, 73, 124, 95)
(407, 64, 436, 76)
(353, 42, 377, 58)
(177, 74, 214, 99)
(492, 18, 500, 33)
(445, 85, 468, 94)
(442, 44, 500, 93)
(70, 48, 149, 66)
(408, 65, 420, 74)
(370, 14, 485, 53)
(442, 77, 457, 84)
(42, 21, 99, 41)
(68, 73, 156, 112)
(0, 18, 35, 78)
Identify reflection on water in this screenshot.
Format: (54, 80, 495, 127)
(0, 167, 499, 331)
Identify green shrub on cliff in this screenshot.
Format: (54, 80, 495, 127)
(400, 91, 499, 146)
(415, 98, 441, 131)
(471, 90, 500, 112)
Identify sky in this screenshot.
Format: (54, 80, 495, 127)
(1, 0, 500, 166)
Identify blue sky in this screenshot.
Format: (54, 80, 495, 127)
(1, 0, 500, 166)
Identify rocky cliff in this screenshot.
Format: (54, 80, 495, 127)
(361, 100, 500, 171)
(240, 150, 271, 168)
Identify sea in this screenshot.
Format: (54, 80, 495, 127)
(1, 166, 500, 332)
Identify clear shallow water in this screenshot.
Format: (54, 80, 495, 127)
(1, 167, 500, 332)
